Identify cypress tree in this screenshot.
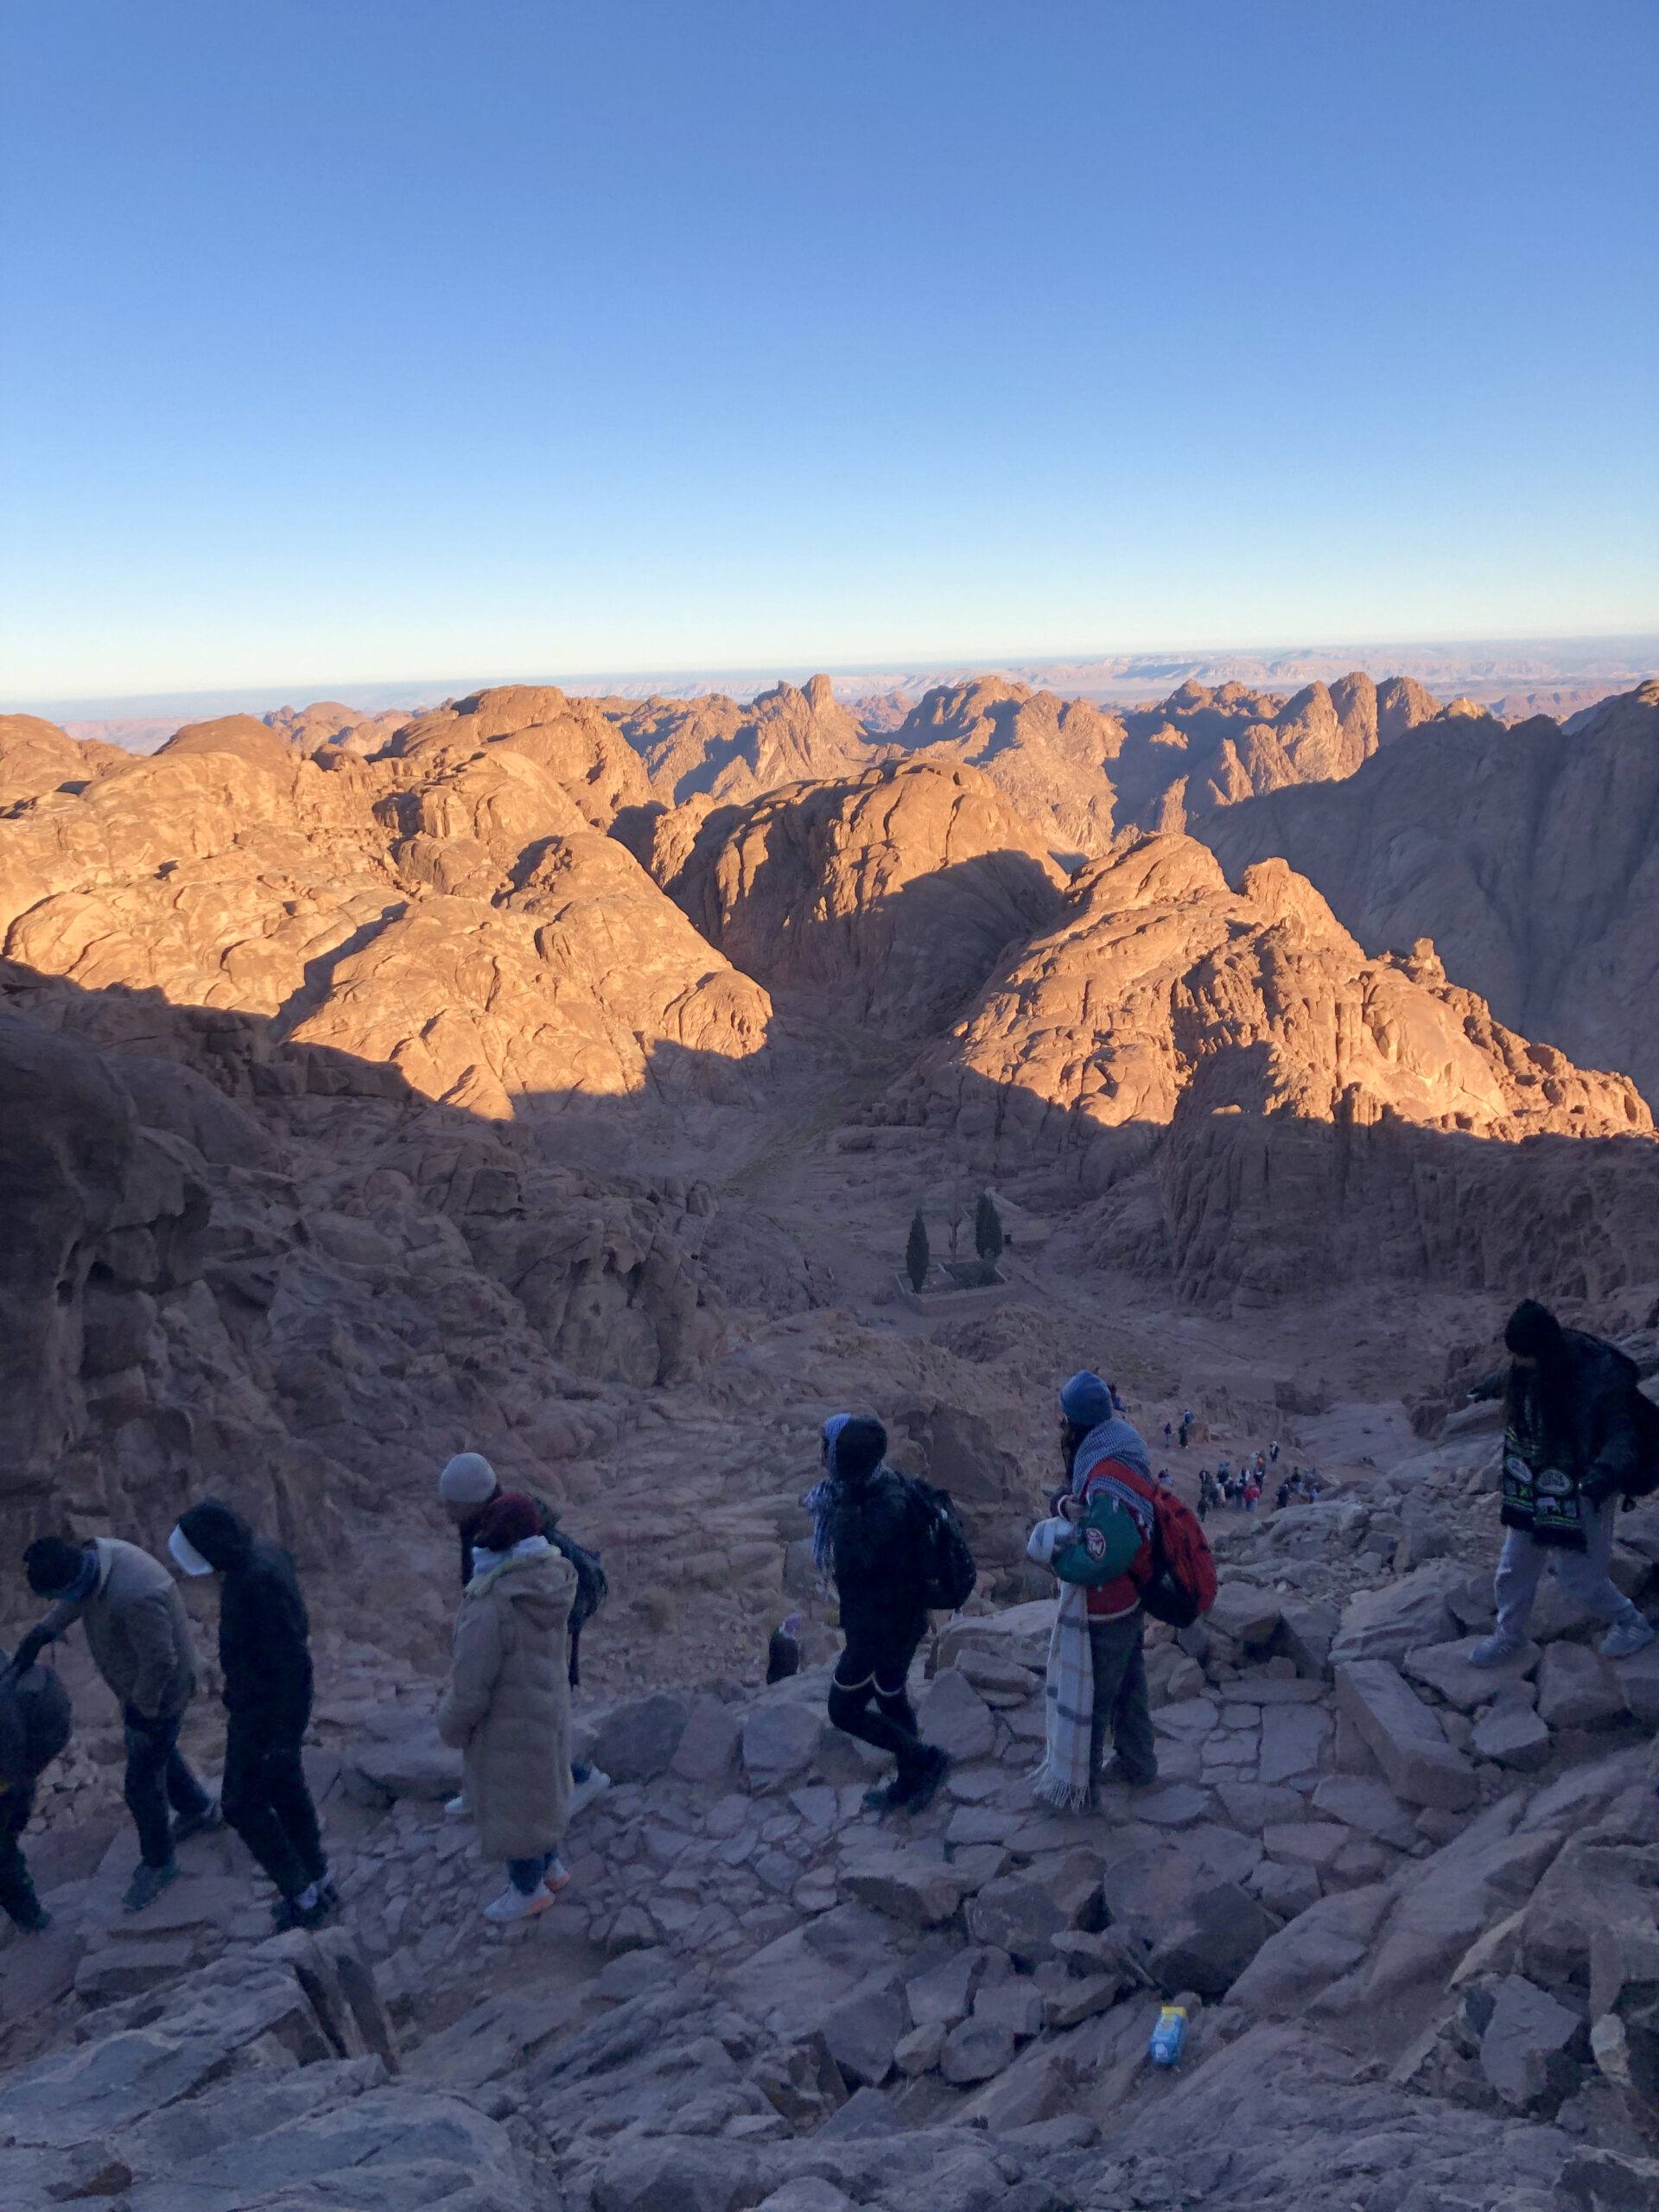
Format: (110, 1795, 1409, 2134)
(906, 1207, 930, 1293)
(975, 1190, 1005, 1264)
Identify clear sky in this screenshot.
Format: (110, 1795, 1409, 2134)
(3, 2, 1655, 700)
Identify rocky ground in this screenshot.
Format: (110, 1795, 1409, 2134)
(6, 1391, 1658, 2211)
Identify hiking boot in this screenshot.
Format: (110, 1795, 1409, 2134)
(1093, 1759, 1158, 1798)
(569, 1767, 611, 1820)
(124, 1859, 181, 1913)
(1468, 1631, 1524, 1669)
(483, 1883, 555, 1923)
(900, 1748, 952, 1816)
(170, 1802, 222, 1848)
(1600, 1613, 1656, 1661)
(444, 1796, 469, 1821)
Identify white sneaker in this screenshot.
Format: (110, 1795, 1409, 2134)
(444, 1796, 469, 1821)
(1600, 1614, 1656, 1661)
(569, 1768, 611, 1820)
(483, 1883, 554, 1923)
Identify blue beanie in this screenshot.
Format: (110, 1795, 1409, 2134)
(1058, 1370, 1114, 1428)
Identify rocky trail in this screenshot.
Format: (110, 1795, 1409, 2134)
(7, 1393, 1659, 2212)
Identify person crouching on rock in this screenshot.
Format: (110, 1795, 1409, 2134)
(168, 1502, 334, 1932)
(437, 1453, 610, 1821)
(11, 1533, 217, 1912)
(1027, 1371, 1159, 1812)
(805, 1414, 950, 1815)
(438, 1491, 575, 1923)
(1470, 1300, 1656, 1669)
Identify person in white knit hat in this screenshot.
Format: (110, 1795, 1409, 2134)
(437, 1453, 610, 1821)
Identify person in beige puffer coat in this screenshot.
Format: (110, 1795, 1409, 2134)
(437, 1491, 575, 1922)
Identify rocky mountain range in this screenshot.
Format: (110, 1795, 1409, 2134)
(4, 671, 1659, 2205)
(1198, 682, 1659, 1109)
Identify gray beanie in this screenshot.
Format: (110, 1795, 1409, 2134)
(439, 1452, 499, 1505)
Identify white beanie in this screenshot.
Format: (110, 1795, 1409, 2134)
(439, 1452, 499, 1505)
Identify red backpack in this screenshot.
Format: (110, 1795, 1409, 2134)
(1116, 1465, 1218, 1629)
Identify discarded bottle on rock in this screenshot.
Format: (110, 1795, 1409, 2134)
(1148, 2004, 1187, 2067)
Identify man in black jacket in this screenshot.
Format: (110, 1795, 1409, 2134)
(170, 1503, 334, 1930)
(806, 1414, 950, 1815)
(1471, 1300, 1656, 1667)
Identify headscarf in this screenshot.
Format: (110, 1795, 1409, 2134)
(802, 1414, 851, 1584)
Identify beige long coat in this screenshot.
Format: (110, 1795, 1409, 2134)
(436, 1543, 573, 1862)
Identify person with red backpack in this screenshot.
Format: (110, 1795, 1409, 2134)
(1027, 1372, 1160, 1810)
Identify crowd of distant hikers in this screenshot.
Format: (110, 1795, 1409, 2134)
(2, 1298, 1654, 1937)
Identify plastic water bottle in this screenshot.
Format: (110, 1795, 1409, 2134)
(1148, 2004, 1187, 2067)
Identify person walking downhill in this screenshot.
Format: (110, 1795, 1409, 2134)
(10, 1535, 214, 1911)
(168, 1503, 334, 1932)
(1471, 1300, 1656, 1669)
(437, 1453, 610, 1821)
(438, 1492, 576, 1922)
(1027, 1371, 1158, 1811)
(0, 1636, 72, 1934)
(804, 1414, 951, 1815)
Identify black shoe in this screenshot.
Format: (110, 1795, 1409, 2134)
(124, 1859, 181, 1913)
(1095, 1758, 1157, 1792)
(862, 1780, 909, 1813)
(272, 1885, 334, 1934)
(900, 1748, 952, 1816)
(171, 1803, 222, 1848)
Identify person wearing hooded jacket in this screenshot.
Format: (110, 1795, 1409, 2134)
(1027, 1370, 1159, 1806)
(804, 1413, 950, 1815)
(438, 1491, 576, 1922)
(1470, 1300, 1656, 1667)
(436, 1452, 611, 1823)
(9, 1534, 214, 1911)
(169, 1502, 334, 1930)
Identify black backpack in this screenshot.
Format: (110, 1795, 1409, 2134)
(903, 1476, 978, 1613)
(0, 1656, 71, 1780)
(549, 1529, 607, 1687)
(1623, 1385, 1659, 1502)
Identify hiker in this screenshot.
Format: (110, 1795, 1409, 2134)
(168, 1503, 334, 1932)
(1243, 1475, 1260, 1513)
(1269, 1441, 1281, 1465)
(438, 1491, 575, 1922)
(1027, 1371, 1158, 1809)
(1109, 1383, 1126, 1414)
(1163, 1421, 1173, 1446)
(0, 1637, 72, 1934)
(804, 1414, 951, 1815)
(10, 1535, 213, 1911)
(1275, 1478, 1291, 1511)
(1178, 1421, 1189, 1449)
(1471, 1300, 1656, 1668)
(438, 1453, 610, 1820)
(1197, 1469, 1212, 1522)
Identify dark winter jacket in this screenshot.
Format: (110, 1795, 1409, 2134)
(828, 1468, 933, 1645)
(1511, 1332, 1645, 1504)
(177, 1503, 313, 1728)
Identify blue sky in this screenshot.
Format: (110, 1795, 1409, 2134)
(3, 2, 1655, 699)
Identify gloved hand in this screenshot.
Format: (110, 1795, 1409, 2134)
(4, 1627, 48, 1680)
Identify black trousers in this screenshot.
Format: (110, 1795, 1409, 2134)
(220, 1708, 325, 1899)
(828, 1615, 933, 1789)
(125, 1709, 211, 1869)
(0, 1780, 41, 1926)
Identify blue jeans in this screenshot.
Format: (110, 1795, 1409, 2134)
(508, 1852, 555, 1896)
